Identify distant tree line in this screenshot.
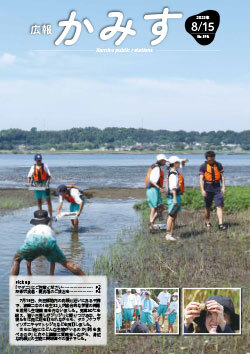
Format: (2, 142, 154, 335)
(0, 127, 249, 150)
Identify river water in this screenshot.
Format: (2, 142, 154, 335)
(0, 153, 250, 189)
(0, 198, 140, 331)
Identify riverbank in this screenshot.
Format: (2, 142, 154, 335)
(1, 149, 249, 155)
(92, 207, 250, 353)
(1, 186, 249, 215)
(0, 188, 145, 213)
(0, 189, 37, 214)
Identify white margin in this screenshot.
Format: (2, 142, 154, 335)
(114, 287, 180, 336)
(182, 287, 241, 336)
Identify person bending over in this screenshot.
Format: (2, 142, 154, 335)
(57, 184, 85, 231)
(10, 210, 85, 276)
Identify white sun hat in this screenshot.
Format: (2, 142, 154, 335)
(173, 292, 179, 297)
(135, 289, 141, 293)
(168, 156, 183, 164)
(156, 154, 167, 162)
(126, 288, 132, 292)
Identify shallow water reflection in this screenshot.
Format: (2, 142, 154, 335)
(0, 198, 140, 325)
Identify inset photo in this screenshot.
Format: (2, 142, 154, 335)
(115, 288, 179, 335)
(183, 288, 241, 335)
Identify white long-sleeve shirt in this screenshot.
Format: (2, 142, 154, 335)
(59, 188, 83, 205)
(142, 298, 158, 313)
(121, 293, 136, 309)
(157, 291, 171, 305)
(149, 166, 161, 184)
(134, 294, 142, 308)
(115, 297, 122, 314)
(26, 225, 55, 240)
(166, 301, 178, 314)
(168, 169, 179, 191)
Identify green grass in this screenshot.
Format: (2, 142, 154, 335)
(91, 206, 250, 353)
(0, 199, 24, 210)
(0, 194, 35, 212)
(134, 186, 250, 212)
(0, 189, 56, 213)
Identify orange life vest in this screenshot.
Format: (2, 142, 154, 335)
(145, 164, 164, 188)
(178, 172, 185, 194)
(64, 185, 83, 204)
(204, 162, 221, 183)
(166, 170, 185, 195)
(33, 164, 49, 182)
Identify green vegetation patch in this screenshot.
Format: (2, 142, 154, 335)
(134, 186, 250, 212)
(92, 207, 250, 353)
(0, 189, 37, 214)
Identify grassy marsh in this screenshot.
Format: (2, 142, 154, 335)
(1, 187, 250, 353)
(134, 186, 250, 212)
(91, 202, 250, 353)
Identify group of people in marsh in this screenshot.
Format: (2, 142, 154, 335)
(145, 151, 226, 241)
(10, 153, 85, 276)
(115, 289, 178, 334)
(10, 150, 227, 274)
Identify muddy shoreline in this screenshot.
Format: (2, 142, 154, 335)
(84, 187, 145, 199)
(0, 187, 145, 199)
(0, 189, 38, 214)
(0, 187, 145, 215)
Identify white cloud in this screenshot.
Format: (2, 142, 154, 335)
(0, 77, 249, 131)
(0, 53, 16, 65)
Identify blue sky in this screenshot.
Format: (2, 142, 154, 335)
(0, 0, 249, 131)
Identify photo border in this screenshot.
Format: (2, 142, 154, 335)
(114, 287, 180, 336)
(182, 287, 241, 336)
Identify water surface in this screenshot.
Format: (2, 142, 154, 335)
(0, 199, 140, 325)
(0, 153, 249, 188)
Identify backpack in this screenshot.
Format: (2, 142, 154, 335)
(145, 164, 164, 188)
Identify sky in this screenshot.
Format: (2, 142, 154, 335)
(0, 0, 249, 132)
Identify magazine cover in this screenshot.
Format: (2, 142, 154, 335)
(0, 1, 249, 353)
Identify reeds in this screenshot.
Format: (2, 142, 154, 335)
(91, 206, 250, 353)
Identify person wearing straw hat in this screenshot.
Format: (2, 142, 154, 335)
(115, 289, 123, 333)
(184, 294, 239, 334)
(165, 292, 179, 333)
(121, 289, 136, 332)
(165, 155, 188, 241)
(157, 289, 171, 328)
(134, 289, 142, 321)
(140, 291, 158, 332)
(10, 210, 85, 276)
(145, 154, 167, 232)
